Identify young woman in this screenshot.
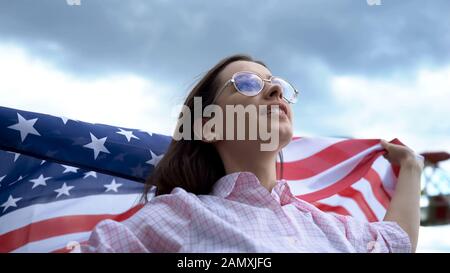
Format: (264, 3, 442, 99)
(80, 54, 423, 253)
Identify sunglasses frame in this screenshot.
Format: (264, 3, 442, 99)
(211, 70, 299, 105)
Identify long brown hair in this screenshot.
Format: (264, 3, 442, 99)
(141, 53, 284, 202)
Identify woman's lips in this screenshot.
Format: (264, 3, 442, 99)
(264, 104, 288, 119)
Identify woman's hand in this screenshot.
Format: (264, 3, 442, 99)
(380, 139, 424, 170)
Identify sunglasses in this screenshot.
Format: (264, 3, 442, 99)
(212, 71, 299, 104)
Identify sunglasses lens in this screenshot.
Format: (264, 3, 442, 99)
(234, 72, 263, 96)
(272, 77, 298, 104)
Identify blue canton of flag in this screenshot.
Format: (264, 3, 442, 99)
(0, 106, 170, 252)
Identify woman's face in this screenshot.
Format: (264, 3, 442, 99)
(213, 60, 294, 151)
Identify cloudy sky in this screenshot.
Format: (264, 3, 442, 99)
(0, 0, 449, 251)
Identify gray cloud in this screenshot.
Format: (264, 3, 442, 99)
(1, 0, 449, 136)
(1, 0, 449, 79)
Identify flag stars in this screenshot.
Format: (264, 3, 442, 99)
(1, 195, 22, 213)
(29, 174, 52, 189)
(83, 171, 97, 179)
(83, 132, 111, 160)
(9, 176, 24, 186)
(61, 164, 79, 173)
(0, 175, 6, 187)
(104, 179, 122, 193)
(54, 183, 75, 198)
(140, 129, 153, 137)
(7, 113, 41, 142)
(146, 150, 164, 167)
(131, 163, 147, 177)
(116, 128, 139, 142)
(60, 116, 69, 125)
(6, 151, 21, 162)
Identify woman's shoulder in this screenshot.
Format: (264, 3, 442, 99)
(146, 186, 201, 203)
(138, 187, 205, 214)
(139, 186, 235, 221)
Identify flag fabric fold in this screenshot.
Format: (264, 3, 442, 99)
(0, 105, 407, 252)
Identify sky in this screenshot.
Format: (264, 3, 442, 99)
(0, 0, 449, 252)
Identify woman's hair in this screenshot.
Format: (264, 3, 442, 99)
(141, 53, 284, 202)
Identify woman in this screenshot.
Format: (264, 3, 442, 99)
(80, 54, 423, 253)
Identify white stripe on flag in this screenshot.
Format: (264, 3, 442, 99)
(286, 144, 382, 196)
(280, 136, 347, 162)
(371, 156, 397, 197)
(316, 194, 368, 221)
(11, 231, 91, 253)
(0, 193, 146, 235)
(351, 177, 386, 221)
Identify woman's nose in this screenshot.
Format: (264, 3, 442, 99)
(263, 81, 283, 101)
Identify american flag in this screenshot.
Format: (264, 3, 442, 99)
(0, 105, 415, 253)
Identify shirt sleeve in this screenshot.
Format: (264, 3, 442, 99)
(79, 189, 192, 253)
(79, 219, 150, 253)
(331, 214, 412, 253)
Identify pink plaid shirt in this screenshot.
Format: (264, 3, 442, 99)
(80, 172, 411, 253)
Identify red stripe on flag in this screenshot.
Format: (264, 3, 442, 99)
(364, 168, 391, 209)
(337, 187, 378, 222)
(313, 202, 351, 216)
(296, 150, 384, 203)
(280, 139, 380, 180)
(0, 204, 143, 253)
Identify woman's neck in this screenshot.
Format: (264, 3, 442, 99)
(217, 146, 279, 193)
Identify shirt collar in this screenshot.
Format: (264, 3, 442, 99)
(211, 171, 295, 204)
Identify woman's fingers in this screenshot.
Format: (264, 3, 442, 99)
(380, 139, 390, 159)
(379, 139, 419, 166)
(380, 139, 395, 150)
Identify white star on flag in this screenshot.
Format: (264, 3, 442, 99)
(0, 175, 6, 186)
(61, 164, 79, 173)
(131, 163, 146, 177)
(54, 183, 75, 198)
(139, 129, 152, 136)
(116, 128, 139, 142)
(1, 195, 23, 212)
(83, 132, 111, 160)
(29, 174, 52, 189)
(60, 116, 69, 125)
(7, 113, 41, 142)
(6, 151, 20, 162)
(10, 176, 23, 185)
(104, 179, 123, 192)
(83, 171, 97, 179)
(146, 150, 164, 167)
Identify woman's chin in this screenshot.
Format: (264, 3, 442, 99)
(264, 122, 293, 150)
(279, 126, 293, 147)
